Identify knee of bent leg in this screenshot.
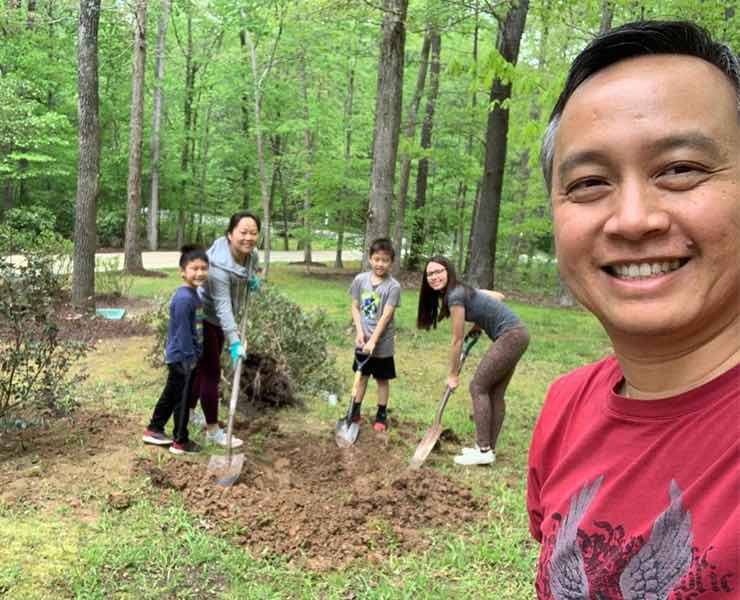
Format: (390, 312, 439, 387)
(469, 378, 485, 398)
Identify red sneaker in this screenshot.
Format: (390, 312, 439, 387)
(373, 421, 386, 432)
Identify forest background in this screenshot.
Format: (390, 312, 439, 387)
(0, 0, 736, 303)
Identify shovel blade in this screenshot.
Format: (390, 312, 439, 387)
(334, 419, 359, 448)
(207, 453, 245, 487)
(408, 424, 442, 469)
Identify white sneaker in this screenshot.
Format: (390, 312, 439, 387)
(189, 409, 206, 429)
(461, 443, 482, 455)
(206, 428, 243, 448)
(454, 448, 495, 466)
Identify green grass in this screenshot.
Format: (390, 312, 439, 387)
(1, 263, 610, 599)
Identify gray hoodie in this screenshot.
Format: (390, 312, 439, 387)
(199, 236, 259, 345)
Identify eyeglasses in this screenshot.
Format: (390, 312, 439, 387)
(426, 269, 446, 279)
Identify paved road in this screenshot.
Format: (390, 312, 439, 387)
(96, 249, 362, 270)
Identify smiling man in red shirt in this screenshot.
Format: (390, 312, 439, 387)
(528, 20, 739, 600)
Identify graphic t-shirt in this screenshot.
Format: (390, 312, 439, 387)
(348, 271, 401, 358)
(527, 356, 739, 599)
(446, 285, 521, 340)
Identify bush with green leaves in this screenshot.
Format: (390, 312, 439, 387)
(0, 235, 87, 425)
(147, 284, 341, 400)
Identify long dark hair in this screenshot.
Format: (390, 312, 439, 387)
(416, 256, 473, 330)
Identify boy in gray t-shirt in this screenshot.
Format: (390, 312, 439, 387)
(348, 238, 401, 432)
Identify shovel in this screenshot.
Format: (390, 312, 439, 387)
(335, 351, 372, 448)
(408, 329, 481, 469)
(208, 286, 250, 487)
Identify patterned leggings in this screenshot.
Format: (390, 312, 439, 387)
(469, 326, 529, 451)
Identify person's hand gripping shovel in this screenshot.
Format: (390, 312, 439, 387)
(207, 287, 250, 487)
(334, 350, 373, 448)
(408, 329, 481, 469)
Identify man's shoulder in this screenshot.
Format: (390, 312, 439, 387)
(548, 355, 620, 401)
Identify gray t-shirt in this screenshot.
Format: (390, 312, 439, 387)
(446, 285, 521, 341)
(349, 271, 401, 358)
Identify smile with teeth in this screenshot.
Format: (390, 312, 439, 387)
(606, 259, 687, 280)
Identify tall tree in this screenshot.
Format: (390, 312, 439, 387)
(393, 31, 431, 272)
(123, 0, 148, 273)
(71, 0, 101, 310)
(466, 0, 528, 288)
(298, 49, 313, 270)
(363, 0, 408, 268)
(242, 6, 284, 279)
(406, 29, 441, 271)
(147, 0, 172, 251)
(336, 53, 356, 269)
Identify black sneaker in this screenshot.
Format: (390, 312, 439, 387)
(142, 429, 172, 445)
(169, 440, 202, 455)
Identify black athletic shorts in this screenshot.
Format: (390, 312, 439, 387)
(352, 351, 396, 381)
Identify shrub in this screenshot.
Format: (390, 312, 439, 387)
(95, 256, 133, 297)
(0, 243, 87, 424)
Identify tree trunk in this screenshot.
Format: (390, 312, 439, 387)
(196, 100, 213, 243)
(71, 0, 100, 310)
(123, 0, 147, 273)
(177, 2, 195, 251)
(299, 51, 313, 270)
(599, 0, 614, 34)
(26, 0, 35, 28)
(147, 0, 171, 251)
(466, 0, 528, 289)
(392, 31, 431, 272)
(363, 0, 408, 268)
(406, 30, 440, 271)
(238, 27, 251, 210)
(337, 57, 356, 270)
(242, 11, 284, 279)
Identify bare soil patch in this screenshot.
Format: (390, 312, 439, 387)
(135, 418, 486, 571)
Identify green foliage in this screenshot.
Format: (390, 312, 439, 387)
(96, 210, 127, 248)
(3, 206, 57, 236)
(0, 240, 87, 424)
(94, 256, 134, 297)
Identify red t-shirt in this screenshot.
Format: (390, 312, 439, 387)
(528, 356, 739, 599)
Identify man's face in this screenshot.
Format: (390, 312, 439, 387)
(551, 54, 739, 342)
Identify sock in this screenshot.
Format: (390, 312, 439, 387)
(375, 405, 387, 423)
(350, 402, 362, 422)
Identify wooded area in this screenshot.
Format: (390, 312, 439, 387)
(0, 0, 735, 304)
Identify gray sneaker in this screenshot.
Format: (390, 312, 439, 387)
(206, 428, 243, 448)
(189, 409, 206, 429)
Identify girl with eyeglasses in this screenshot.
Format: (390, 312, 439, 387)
(417, 256, 529, 466)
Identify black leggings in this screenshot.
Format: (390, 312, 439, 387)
(469, 326, 529, 451)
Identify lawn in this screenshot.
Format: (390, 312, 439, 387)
(0, 263, 611, 599)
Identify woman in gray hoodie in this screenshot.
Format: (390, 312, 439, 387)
(189, 211, 260, 448)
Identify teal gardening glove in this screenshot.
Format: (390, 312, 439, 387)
(230, 340, 247, 367)
(247, 274, 261, 292)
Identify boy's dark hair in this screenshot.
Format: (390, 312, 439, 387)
(226, 211, 261, 236)
(416, 255, 474, 330)
(368, 237, 395, 261)
(179, 244, 208, 269)
(541, 20, 740, 189)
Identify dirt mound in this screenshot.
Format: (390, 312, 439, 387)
(238, 353, 296, 409)
(135, 424, 485, 571)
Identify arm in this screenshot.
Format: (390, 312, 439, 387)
(362, 303, 397, 355)
(351, 298, 365, 348)
(208, 268, 240, 345)
(447, 305, 466, 390)
(172, 295, 197, 363)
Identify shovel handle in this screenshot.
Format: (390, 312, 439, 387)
(225, 285, 251, 464)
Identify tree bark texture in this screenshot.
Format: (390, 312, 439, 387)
(466, 0, 528, 289)
(406, 30, 440, 271)
(238, 27, 251, 210)
(599, 0, 614, 34)
(147, 0, 171, 251)
(299, 51, 313, 270)
(71, 0, 100, 310)
(363, 0, 408, 268)
(337, 58, 356, 269)
(392, 31, 430, 272)
(176, 3, 195, 250)
(123, 0, 147, 273)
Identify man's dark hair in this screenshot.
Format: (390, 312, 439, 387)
(541, 20, 740, 190)
(225, 211, 261, 236)
(179, 244, 208, 269)
(368, 237, 395, 261)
